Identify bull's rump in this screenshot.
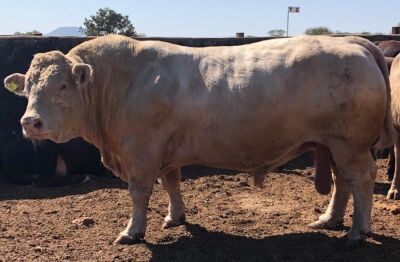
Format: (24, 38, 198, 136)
(165, 36, 388, 170)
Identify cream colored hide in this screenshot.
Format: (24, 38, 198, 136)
(3, 35, 395, 246)
(388, 54, 400, 200)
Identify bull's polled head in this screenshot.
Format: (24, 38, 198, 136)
(4, 51, 92, 143)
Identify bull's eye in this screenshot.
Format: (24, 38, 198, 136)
(60, 84, 67, 90)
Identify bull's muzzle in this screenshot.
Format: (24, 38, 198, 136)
(20, 116, 43, 137)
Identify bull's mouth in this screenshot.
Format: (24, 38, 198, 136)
(23, 131, 54, 141)
(23, 128, 75, 143)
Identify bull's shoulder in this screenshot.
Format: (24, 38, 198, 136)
(67, 34, 138, 57)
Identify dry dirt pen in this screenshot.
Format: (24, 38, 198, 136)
(0, 160, 399, 262)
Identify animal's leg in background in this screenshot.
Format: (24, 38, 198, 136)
(387, 138, 400, 199)
(387, 146, 395, 181)
(160, 168, 186, 229)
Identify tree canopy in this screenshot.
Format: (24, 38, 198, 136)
(80, 7, 136, 36)
(14, 30, 42, 35)
(304, 27, 333, 35)
(268, 29, 286, 37)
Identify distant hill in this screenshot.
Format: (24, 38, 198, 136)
(45, 27, 86, 37)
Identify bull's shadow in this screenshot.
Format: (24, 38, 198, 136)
(374, 181, 391, 197)
(146, 223, 400, 262)
(0, 175, 127, 201)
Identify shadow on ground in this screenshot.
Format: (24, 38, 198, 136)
(374, 182, 391, 196)
(0, 175, 127, 200)
(146, 223, 400, 262)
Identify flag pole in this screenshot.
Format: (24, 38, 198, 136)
(287, 8, 290, 37)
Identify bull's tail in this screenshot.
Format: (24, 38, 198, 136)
(347, 37, 397, 152)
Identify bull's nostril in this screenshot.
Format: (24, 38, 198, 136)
(33, 120, 42, 129)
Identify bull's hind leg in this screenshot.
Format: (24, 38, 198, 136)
(160, 169, 186, 229)
(312, 149, 377, 245)
(308, 165, 351, 229)
(345, 153, 377, 245)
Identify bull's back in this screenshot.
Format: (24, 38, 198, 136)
(173, 37, 388, 167)
(191, 37, 385, 131)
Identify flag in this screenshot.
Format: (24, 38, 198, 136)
(288, 7, 300, 13)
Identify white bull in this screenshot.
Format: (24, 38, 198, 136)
(4, 35, 395, 246)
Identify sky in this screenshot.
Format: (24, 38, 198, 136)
(0, 0, 399, 37)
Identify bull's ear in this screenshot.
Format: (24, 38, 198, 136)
(72, 63, 92, 87)
(4, 73, 26, 96)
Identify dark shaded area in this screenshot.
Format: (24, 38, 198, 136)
(146, 223, 400, 262)
(374, 181, 391, 197)
(0, 134, 108, 186)
(0, 174, 126, 200)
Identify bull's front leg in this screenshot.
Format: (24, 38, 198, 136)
(114, 176, 154, 245)
(160, 169, 186, 229)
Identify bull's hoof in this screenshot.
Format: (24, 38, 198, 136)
(343, 231, 369, 250)
(308, 219, 344, 230)
(113, 233, 145, 245)
(387, 188, 399, 200)
(343, 238, 364, 250)
(162, 215, 186, 229)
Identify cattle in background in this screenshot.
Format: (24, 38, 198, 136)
(375, 40, 400, 72)
(375, 41, 400, 190)
(0, 135, 108, 186)
(387, 54, 400, 199)
(4, 35, 395, 246)
(375, 40, 400, 57)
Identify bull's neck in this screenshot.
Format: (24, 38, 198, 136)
(75, 59, 128, 162)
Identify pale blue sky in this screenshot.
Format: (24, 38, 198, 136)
(1, 0, 399, 37)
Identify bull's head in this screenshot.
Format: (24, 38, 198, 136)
(4, 51, 92, 143)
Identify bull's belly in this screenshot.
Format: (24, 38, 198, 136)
(182, 137, 314, 172)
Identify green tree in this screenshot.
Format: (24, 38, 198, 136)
(304, 27, 333, 35)
(14, 30, 42, 35)
(267, 29, 286, 37)
(80, 7, 136, 36)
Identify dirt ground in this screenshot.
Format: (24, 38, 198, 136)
(0, 159, 399, 262)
